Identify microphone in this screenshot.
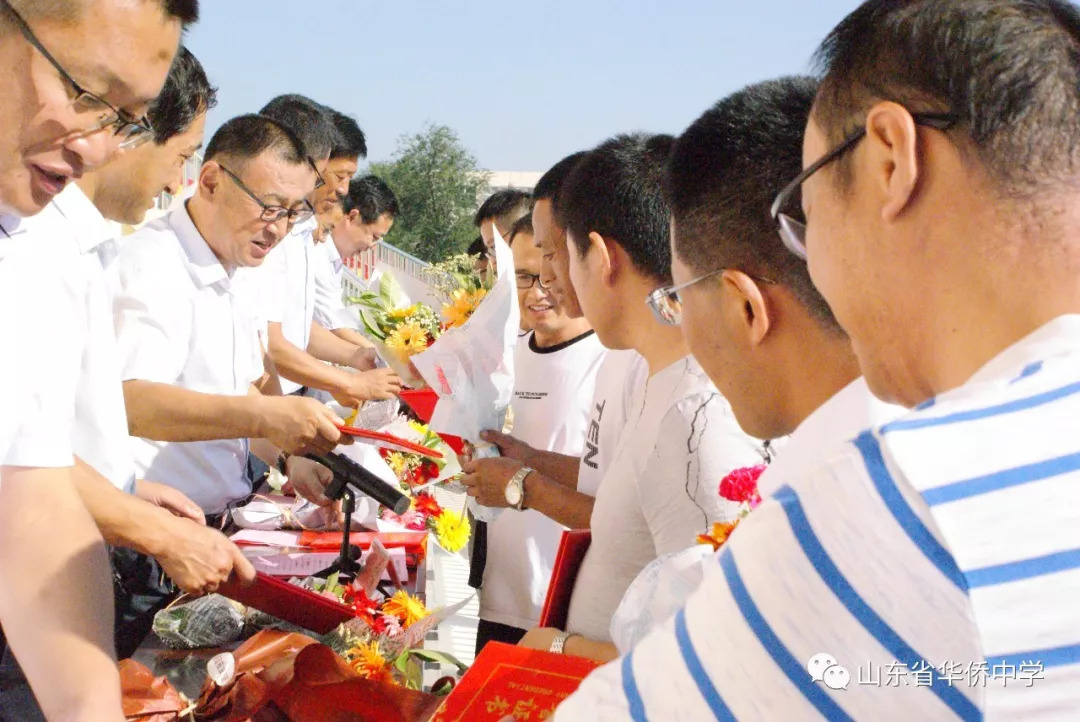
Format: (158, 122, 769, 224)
(303, 452, 411, 515)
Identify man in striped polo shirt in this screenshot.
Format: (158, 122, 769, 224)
(557, 1, 1080, 719)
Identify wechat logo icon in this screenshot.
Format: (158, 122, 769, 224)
(807, 652, 850, 691)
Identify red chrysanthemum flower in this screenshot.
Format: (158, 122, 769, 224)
(413, 492, 443, 518)
(718, 465, 767, 505)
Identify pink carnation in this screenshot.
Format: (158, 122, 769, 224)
(718, 465, 766, 506)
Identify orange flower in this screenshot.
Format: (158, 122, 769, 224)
(696, 520, 740, 552)
(413, 492, 443, 518)
(350, 640, 395, 684)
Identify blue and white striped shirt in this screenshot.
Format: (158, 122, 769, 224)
(556, 315, 1080, 721)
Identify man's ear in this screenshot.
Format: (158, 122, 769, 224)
(722, 270, 772, 346)
(864, 101, 921, 223)
(199, 161, 221, 198)
(347, 209, 360, 223)
(587, 231, 617, 288)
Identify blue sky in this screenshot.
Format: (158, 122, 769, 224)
(185, 1, 862, 172)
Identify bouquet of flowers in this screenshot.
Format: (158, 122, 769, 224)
(374, 418, 471, 553)
(308, 574, 468, 691)
(347, 273, 442, 387)
(429, 253, 494, 330)
(696, 464, 767, 551)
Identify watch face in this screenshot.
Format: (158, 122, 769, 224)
(505, 481, 522, 506)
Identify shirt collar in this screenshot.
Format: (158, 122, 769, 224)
(48, 184, 115, 255)
(965, 314, 1080, 386)
(170, 201, 231, 289)
(325, 235, 344, 271)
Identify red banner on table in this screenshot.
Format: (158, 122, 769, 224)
(431, 642, 601, 721)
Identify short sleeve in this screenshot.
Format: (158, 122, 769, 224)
(113, 243, 191, 383)
(0, 251, 82, 468)
(638, 391, 761, 558)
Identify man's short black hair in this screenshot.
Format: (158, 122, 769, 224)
(329, 109, 368, 160)
(467, 237, 486, 256)
(148, 46, 215, 144)
(5, 0, 197, 26)
(342, 175, 399, 224)
(534, 151, 587, 217)
(558, 133, 675, 285)
(204, 113, 307, 168)
(474, 188, 532, 227)
(161, 0, 198, 23)
(259, 94, 334, 161)
(507, 213, 533, 246)
(814, 0, 1080, 197)
(667, 76, 841, 332)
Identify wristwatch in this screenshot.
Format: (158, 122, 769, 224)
(504, 466, 533, 511)
(549, 630, 575, 654)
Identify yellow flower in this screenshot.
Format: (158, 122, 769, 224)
(385, 452, 408, 477)
(442, 288, 487, 329)
(696, 520, 740, 552)
(388, 305, 413, 321)
(406, 419, 429, 436)
(385, 322, 430, 354)
(433, 509, 471, 553)
(383, 589, 429, 627)
(349, 640, 394, 684)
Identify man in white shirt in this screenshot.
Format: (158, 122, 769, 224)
(0, 2, 192, 719)
(462, 153, 648, 531)
(313, 174, 398, 340)
(514, 134, 761, 658)
(468, 214, 606, 654)
(115, 114, 344, 516)
(560, 3, 1080, 719)
(254, 97, 400, 405)
(606, 77, 905, 656)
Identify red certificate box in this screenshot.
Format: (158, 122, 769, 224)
(431, 642, 602, 722)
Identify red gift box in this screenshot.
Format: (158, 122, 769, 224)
(538, 530, 591, 629)
(431, 642, 602, 721)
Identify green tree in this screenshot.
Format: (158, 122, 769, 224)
(368, 123, 489, 263)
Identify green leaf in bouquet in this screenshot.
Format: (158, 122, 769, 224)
(405, 648, 469, 673)
(359, 307, 389, 340)
(379, 272, 411, 309)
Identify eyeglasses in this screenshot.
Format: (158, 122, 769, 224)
(1, 0, 155, 150)
(218, 164, 315, 225)
(646, 268, 776, 326)
(309, 157, 326, 190)
(515, 271, 549, 290)
(770, 111, 960, 260)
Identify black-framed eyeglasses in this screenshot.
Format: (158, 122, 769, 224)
(218, 164, 315, 225)
(0, 0, 155, 150)
(309, 157, 326, 190)
(515, 271, 549, 290)
(646, 268, 776, 326)
(770, 111, 960, 260)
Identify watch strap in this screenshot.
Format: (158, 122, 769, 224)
(549, 630, 574, 654)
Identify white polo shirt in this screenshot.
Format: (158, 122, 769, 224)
(312, 236, 351, 330)
(559, 317, 1080, 721)
(480, 330, 607, 630)
(114, 202, 264, 513)
(238, 219, 318, 395)
(0, 210, 83, 472)
(50, 185, 136, 492)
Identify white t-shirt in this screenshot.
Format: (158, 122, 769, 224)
(609, 376, 905, 653)
(312, 236, 352, 330)
(564, 356, 761, 642)
(114, 203, 264, 513)
(479, 330, 606, 630)
(559, 316, 1080, 721)
(576, 349, 648, 496)
(236, 219, 317, 395)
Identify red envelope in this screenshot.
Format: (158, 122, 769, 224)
(538, 530, 592, 629)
